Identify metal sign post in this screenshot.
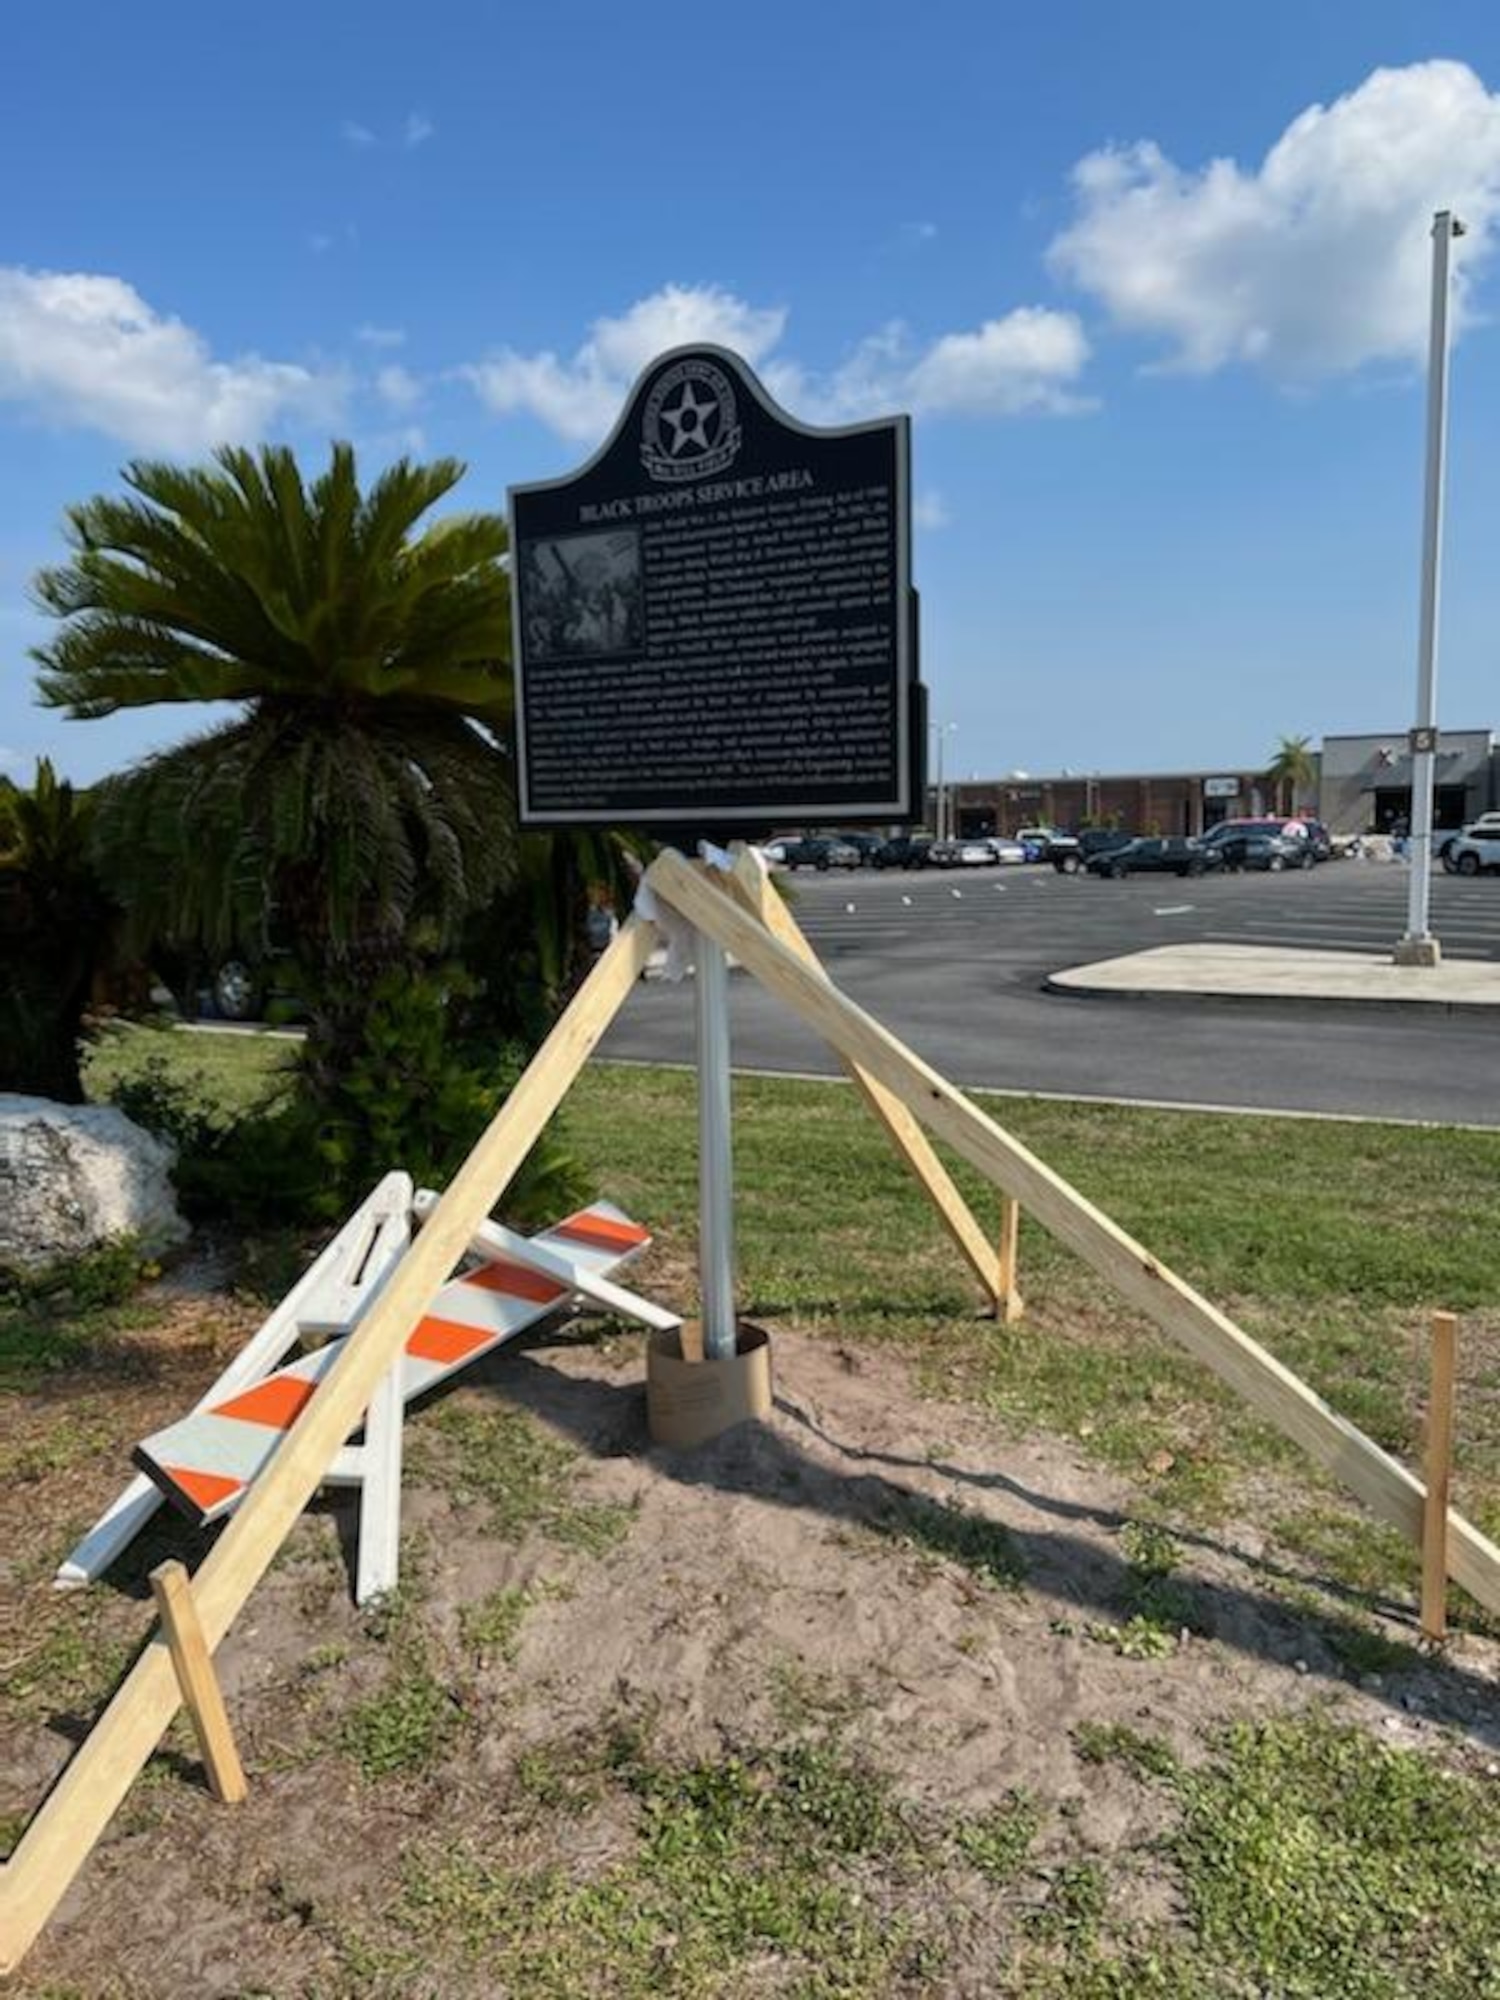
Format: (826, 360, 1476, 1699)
(1396, 209, 1465, 968)
(694, 925, 737, 1359)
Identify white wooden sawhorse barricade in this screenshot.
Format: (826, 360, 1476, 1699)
(58, 1177, 676, 1605)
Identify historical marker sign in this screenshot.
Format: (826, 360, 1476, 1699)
(509, 344, 916, 828)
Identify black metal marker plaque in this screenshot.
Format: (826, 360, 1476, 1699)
(509, 345, 914, 827)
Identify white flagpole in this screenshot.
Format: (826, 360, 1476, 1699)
(1396, 209, 1465, 966)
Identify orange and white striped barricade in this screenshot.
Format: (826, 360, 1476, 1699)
(129, 1199, 665, 1602)
(55, 1172, 414, 1590)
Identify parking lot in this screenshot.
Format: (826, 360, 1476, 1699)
(601, 858, 1500, 1124)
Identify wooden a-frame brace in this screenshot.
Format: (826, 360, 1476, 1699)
(0, 916, 658, 1976)
(653, 848, 1500, 1616)
(4, 852, 1499, 1975)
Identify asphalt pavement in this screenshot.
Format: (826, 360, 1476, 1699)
(598, 859, 1500, 1125)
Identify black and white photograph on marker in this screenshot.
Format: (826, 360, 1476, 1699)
(519, 530, 643, 661)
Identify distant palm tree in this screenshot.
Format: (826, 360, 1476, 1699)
(31, 444, 516, 1070)
(1266, 733, 1317, 817)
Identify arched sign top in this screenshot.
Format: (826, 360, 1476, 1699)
(509, 345, 920, 830)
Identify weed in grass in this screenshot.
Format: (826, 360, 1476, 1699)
(1073, 1721, 1179, 1781)
(875, 1490, 1027, 1591)
(1086, 1615, 1179, 1660)
(1171, 1715, 1500, 1998)
(338, 1612, 457, 1782)
(1118, 1521, 1180, 1578)
(1275, 1504, 1420, 1602)
(393, 1725, 922, 1999)
(953, 1792, 1041, 1884)
(411, 1402, 636, 1555)
(1027, 1860, 1109, 1947)
(460, 1578, 568, 1663)
(3, 1603, 140, 1719)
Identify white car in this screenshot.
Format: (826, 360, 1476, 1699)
(985, 837, 1027, 865)
(1442, 826, 1500, 875)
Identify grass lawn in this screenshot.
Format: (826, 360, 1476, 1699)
(2, 1024, 1495, 1994)
(76, 1023, 1500, 1610)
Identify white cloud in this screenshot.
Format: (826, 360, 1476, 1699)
(466, 283, 787, 443)
(404, 110, 435, 149)
(1049, 60, 1500, 379)
(375, 363, 423, 410)
(466, 283, 1088, 441)
(357, 323, 406, 347)
(341, 118, 376, 149)
(0, 267, 345, 454)
(914, 490, 950, 530)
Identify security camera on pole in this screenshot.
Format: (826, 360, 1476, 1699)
(1395, 209, 1465, 968)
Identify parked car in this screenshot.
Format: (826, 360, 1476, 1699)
(1014, 826, 1058, 861)
(1049, 829, 1134, 874)
(927, 836, 998, 868)
(1199, 820, 1314, 872)
(1084, 836, 1220, 879)
(873, 834, 933, 869)
(984, 837, 1027, 865)
(834, 831, 885, 866)
(1438, 812, 1500, 866)
(776, 835, 861, 870)
(1442, 825, 1500, 875)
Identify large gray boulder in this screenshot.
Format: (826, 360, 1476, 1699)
(0, 1095, 189, 1276)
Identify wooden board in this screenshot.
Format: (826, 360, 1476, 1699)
(148, 1561, 247, 1806)
(648, 849, 1500, 1617)
(0, 914, 656, 1976)
(1421, 1311, 1459, 1641)
(724, 847, 1005, 1307)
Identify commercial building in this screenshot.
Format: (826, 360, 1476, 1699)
(950, 767, 1272, 840)
(946, 729, 1499, 840)
(1318, 729, 1496, 835)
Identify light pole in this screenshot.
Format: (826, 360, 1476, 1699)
(1396, 208, 1465, 967)
(930, 721, 956, 837)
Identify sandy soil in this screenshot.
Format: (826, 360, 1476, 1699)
(2, 1305, 1496, 1997)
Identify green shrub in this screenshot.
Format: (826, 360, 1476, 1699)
(0, 760, 117, 1102)
(108, 969, 590, 1230)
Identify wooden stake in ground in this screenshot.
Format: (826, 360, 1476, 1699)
(148, 1561, 247, 1805)
(1421, 1310, 1459, 1643)
(0, 914, 657, 1978)
(649, 848, 1500, 1619)
(725, 845, 1006, 1310)
(998, 1197, 1024, 1325)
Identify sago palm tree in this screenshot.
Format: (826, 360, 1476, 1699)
(1266, 733, 1317, 817)
(30, 444, 517, 1069)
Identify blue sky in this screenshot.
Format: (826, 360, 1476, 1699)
(5, 0, 1500, 787)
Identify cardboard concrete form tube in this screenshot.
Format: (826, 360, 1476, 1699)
(647, 849, 1500, 1618)
(724, 846, 1005, 1308)
(0, 915, 657, 1977)
(647, 1321, 773, 1448)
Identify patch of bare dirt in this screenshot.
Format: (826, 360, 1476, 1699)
(3, 1319, 1495, 1996)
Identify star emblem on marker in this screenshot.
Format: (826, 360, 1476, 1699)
(660, 378, 719, 456)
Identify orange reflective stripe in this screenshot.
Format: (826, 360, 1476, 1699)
(163, 1465, 243, 1513)
(406, 1314, 495, 1365)
(463, 1258, 567, 1304)
(553, 1211, 648, 1251)
(214, 1374, 319, 1430)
